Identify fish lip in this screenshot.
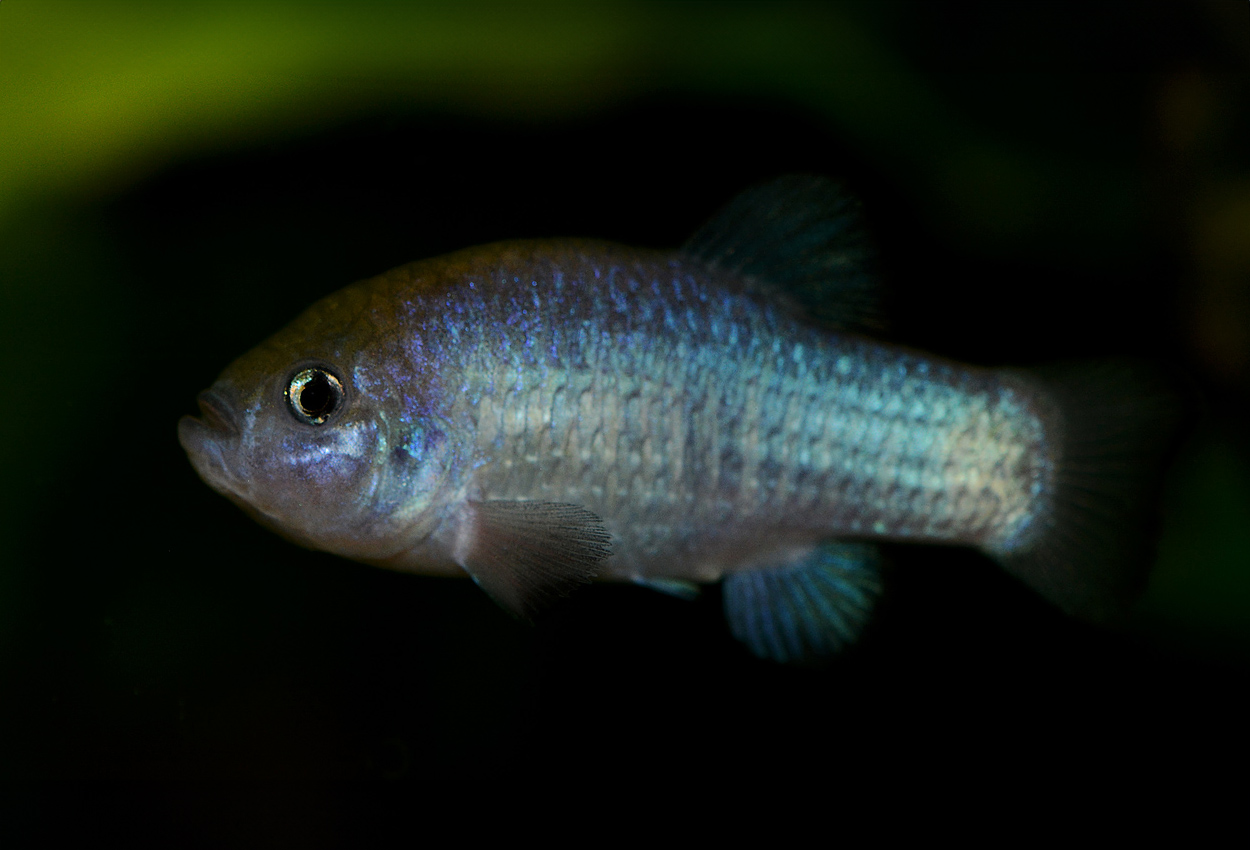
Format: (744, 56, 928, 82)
(193, 390, 239, 436)
(179, 389, 242, 496)
(178, 411, 225, 458)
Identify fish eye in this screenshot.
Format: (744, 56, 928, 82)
(286, 367, 345, 425)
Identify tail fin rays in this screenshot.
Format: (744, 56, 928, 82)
(992, 362, 1188, 621)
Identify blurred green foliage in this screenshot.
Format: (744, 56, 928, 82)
(0, 1, 1145, 250)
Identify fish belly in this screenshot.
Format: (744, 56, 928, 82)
(455, 258, 1052, 583)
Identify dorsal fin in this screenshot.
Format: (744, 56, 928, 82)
(684, 175, 883, 332)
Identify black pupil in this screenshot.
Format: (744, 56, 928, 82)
(299, 372, 336, 417)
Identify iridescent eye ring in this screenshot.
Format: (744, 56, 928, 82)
(287, 367, 344, 425)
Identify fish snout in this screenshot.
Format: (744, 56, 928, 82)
(179, 389, 243, 493)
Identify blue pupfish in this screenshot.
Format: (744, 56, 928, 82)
(178, 177, 1181, 663)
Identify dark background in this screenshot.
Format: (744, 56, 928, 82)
(2, 1, 1248, 789)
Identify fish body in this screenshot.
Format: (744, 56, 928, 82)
(179, 178, 1179, 662)
(350, 240, 1047, 578)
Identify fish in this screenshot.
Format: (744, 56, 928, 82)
(178, 176, 1183, 663)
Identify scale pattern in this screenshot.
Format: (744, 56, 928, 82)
(378, 242, 1053, 582)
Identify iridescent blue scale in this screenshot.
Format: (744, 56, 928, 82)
(409, 246, 1052, 587)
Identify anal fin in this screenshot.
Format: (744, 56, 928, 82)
(722, 542, 881, 664)
(455, 500, 612, 620)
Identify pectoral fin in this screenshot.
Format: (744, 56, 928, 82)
(455, 500, 612, 620)
(722, 542, 881, 664)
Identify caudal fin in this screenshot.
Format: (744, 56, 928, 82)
(993, 362, 1189, 621)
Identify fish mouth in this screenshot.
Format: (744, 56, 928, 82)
(178, 389, 241, 494)
(192, 390, 239, 435)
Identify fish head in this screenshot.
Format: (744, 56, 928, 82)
(178, 297, 456, 564)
